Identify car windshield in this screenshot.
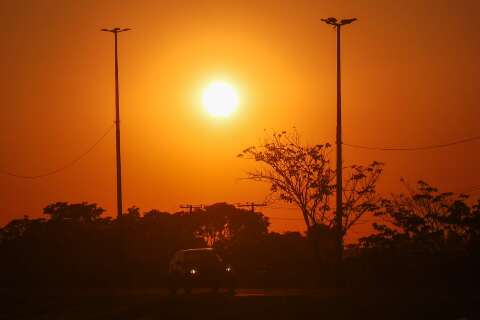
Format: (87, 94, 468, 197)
(184, 250, 222, 266)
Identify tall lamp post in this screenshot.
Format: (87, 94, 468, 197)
(102, 27, 131, 219)
(321, 17, 357, 264)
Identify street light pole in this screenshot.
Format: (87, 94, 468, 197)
(321, 17, 356, 264)
(102, 27, 131, 219)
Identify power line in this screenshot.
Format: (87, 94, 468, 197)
(267, 216, 304, 221)
(461, 186, 480, 194)
(343, 134, 480, 151)
(180, 204, 203, 214)
(267, 206, 299, 210)
(0, 124, 114, 179)
(236, 202, 267, 212)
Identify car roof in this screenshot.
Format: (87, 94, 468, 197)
(180, 248, 214, 253)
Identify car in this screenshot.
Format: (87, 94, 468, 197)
(168, 248, 236, 294)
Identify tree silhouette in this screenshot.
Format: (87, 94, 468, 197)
(239, 131, 334, 230)
(360, 180, 480, 254)
(239, 130, 383, 263)
(1, 195, 479, 290)
(0, 216, 45, 243)
(43, 202, 105, 223)
(195, 203, 269, 247)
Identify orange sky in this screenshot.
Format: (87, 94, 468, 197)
(1, 0, 479, 241)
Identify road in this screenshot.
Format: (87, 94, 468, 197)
(0, 288, 476, 319)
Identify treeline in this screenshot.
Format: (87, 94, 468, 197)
(1, 181, 480, 290)
(350, 181, 480, 291)
(235, 130, 480, 290)
(0, 202, 315, 288)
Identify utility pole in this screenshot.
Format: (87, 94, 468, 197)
(180, 204, 203, 214)
(102, 27, 131, 219)
(321, 17, 357, 263)
(236, 202, 267, 213)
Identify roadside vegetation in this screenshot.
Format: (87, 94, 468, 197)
(1, 130, 479, 291)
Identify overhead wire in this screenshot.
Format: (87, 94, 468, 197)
(343, 133, 480, 196)
(0, 123, 114, 179)
(343, 134, 480, 151)
(267, 216, 304, 221)
(462, 186, 480, 194)
(262, 131, 480, 222)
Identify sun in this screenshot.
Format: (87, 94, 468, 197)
(202, 82, 238, 117)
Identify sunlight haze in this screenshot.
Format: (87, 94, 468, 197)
(202, 82, 238, 118)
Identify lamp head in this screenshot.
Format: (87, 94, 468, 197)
(321, 17, 338, 25)
(340, 18, 357, 25)
(101, 27, 132, 33)
(321, 17, 357, 27)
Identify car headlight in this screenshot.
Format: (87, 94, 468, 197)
(189, 268, 197, 275)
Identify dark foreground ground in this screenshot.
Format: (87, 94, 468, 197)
(0, 288, 478, 320)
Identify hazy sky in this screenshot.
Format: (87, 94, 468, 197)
(1, 0, 479, 240)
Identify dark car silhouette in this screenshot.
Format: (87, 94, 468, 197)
(168, 248, 236, 294)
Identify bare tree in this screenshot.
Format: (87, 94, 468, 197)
(239, 130, 383, 261)
(340, 162, 383, 234)
(239, 130, 334, 229)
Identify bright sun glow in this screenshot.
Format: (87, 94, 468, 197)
(202, 82, 238, 117)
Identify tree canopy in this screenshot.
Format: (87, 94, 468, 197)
(239, 130, 383, 236)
